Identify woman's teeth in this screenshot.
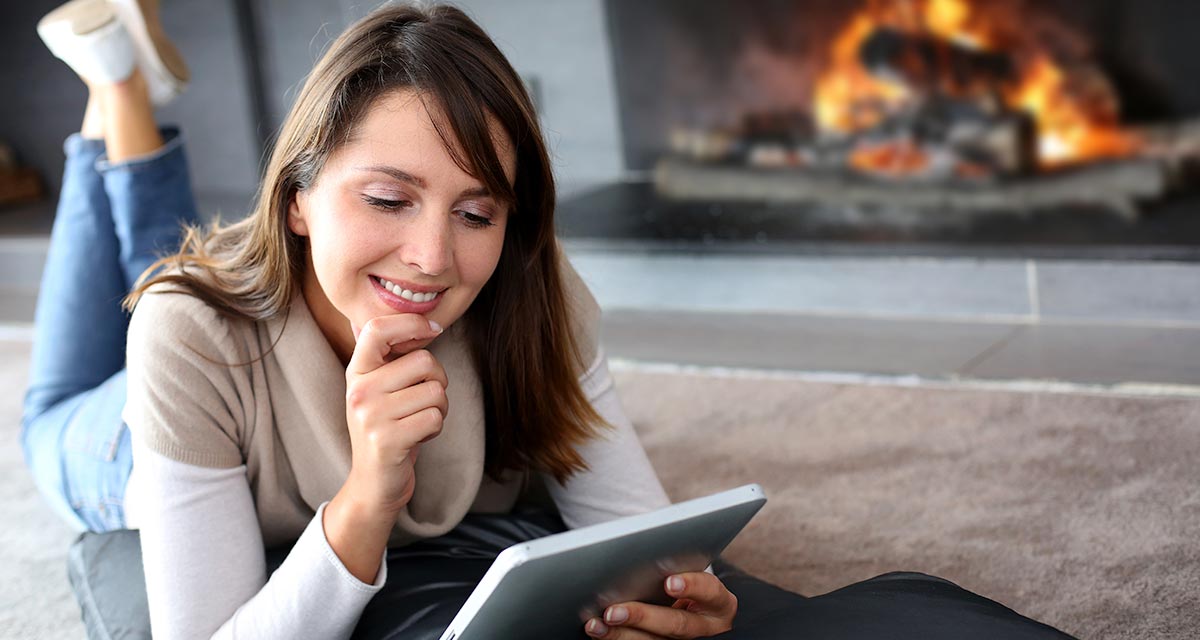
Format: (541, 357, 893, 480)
(377, 277, 440, 303)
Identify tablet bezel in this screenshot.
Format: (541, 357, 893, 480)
(439, 483, 767, 640)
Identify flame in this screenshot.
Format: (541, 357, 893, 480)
(813, 0, 1137, 174)
(1009, 56, 1138, 166)
(814, 12, 908, 134)
(926, 0, 983, 46)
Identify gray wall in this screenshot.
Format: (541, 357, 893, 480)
(0, 0, 625, 212)
(456, 0, 625, 196)
(0, 0, 261, 207)
(254, 0, 626, 197)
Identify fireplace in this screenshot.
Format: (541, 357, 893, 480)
(558, 0, 1200, 259)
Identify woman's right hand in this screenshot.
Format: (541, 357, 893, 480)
(325, 313, 447, 584)
(342, 313, 448, 516)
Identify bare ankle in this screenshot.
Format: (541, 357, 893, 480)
(109, 68, 149, 99)
(101, 69, 164, 163)
(80, 92, 105, 140)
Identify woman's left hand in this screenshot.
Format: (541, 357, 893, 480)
(584, 571, 737, 639)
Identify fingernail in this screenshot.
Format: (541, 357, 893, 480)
(587, 618, 609, 636)
(668, 576, 685, 594)
(428, 319, 443, 333)
(605, 606, 628, 624)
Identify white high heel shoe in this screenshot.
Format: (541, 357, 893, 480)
(37, 0, 137, 87)
(37, 0, 189, 107)
(108, 0, 189, 106)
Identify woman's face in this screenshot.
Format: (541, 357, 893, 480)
(288, 89, 516, 363)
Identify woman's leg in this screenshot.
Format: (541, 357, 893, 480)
(98, 70, 199, 292)
(20, 71, 199, 532)
(21, 88, 134, 531)
(711, 570, 1076, 639)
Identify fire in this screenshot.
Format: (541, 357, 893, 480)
(925, 0, 984, 46)
(849, 140, 930, 175)
(813, 0, 1138, 174)
(814, 12, 908, 134)
(1010, 56, 1138, 165)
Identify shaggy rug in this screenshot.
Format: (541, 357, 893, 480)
(2, 339, 1197, 639)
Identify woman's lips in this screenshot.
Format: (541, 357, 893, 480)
(370, 275, 444, 313)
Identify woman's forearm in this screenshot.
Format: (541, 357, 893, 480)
(132, 443, 383, 639)
(323, 488, 397, 584)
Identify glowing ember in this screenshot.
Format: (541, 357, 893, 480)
(849, 140, 930, 176)
(814, 0, 1139, 174)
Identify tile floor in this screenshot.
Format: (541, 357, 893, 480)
(600, 309, 1200, 390)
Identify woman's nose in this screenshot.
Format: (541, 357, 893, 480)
(400, 209, 452, 276)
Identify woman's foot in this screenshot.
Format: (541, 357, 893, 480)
(38, 0, 137, 87)
(38, 0, 188, 107)
(108, 0, 189, 106)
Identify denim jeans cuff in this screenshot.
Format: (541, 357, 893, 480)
(63, 133, 107, 161)
(94, 126, 185, 174)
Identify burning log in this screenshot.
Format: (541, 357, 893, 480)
(667, 0, 1172, 198)
(833, 24, 1038, 179)
(805, 104, 1037, 178)
(1135, 118, 1200, 164)
(654, 156, 1168, 220)
(859, 27, 1014, 102)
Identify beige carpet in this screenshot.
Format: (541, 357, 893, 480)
(619, 367, 1200, 639)
(3, 339, 1198, 638)
(0, 340, 85, 640)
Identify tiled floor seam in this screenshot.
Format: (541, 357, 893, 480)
(956, 324, 1030, 377)
(608, 358, 1200, 399)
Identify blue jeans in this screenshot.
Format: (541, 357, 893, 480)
(19, 128, 199, 532)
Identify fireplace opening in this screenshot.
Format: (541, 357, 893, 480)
(559, 0, 1200, 258)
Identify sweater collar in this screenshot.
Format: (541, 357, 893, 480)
(266, 291, 489, 544)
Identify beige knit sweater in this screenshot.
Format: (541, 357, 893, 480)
(123, 258, 601, 548)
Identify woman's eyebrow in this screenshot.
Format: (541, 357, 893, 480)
(356, 165, 492, 198)
(356, 165, 427, 188)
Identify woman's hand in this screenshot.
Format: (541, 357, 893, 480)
(584, 571, 738, 639)
(324, 313, 446, 583)
(342, 313, 447, 515)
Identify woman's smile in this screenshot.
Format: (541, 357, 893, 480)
(370, 274, 446, 314)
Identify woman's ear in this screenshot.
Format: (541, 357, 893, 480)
(287, 192, 310, 236)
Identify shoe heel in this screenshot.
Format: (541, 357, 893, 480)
(109, 0, 189, 107)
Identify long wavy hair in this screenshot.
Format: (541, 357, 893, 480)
(123, 3, 605, 485)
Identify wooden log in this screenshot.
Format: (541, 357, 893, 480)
(1134, 118, 1200, 163)
(860, 27, 1014, 100)
(942, 110, 1038, 175)
(653, 157, 1169, 220)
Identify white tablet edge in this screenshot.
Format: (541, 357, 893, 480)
(439, 483, 766, 640)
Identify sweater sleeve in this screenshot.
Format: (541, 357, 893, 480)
(540, 348, 672, 529)
(132, 441, 385, 640)
(124, 285, 250, 468)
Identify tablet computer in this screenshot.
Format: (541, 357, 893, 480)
(438, 483, 767, 640)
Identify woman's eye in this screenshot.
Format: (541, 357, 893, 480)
(362, 195, 411, 210)
(458, 210, 495, 229)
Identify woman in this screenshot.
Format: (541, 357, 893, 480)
(24, 2, 1075, 639)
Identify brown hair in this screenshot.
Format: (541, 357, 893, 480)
(123, 3, 606, 485)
